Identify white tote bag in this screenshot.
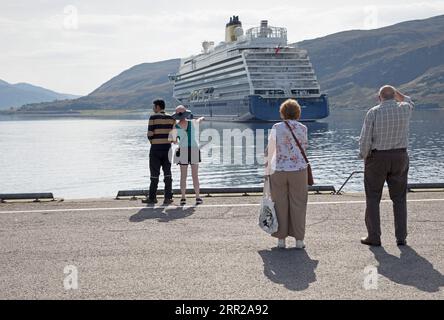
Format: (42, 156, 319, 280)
(258, 176, 279, 234)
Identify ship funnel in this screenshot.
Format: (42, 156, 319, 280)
(234, 26, 244, 38)
(225, 15, 242, 43)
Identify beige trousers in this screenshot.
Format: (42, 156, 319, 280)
(270, 170, 308, 240)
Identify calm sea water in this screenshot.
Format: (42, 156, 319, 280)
(1, 109, 443, 199)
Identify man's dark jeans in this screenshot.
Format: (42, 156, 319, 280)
(364, 149, 409, 242)
(149, 149, 173, 201)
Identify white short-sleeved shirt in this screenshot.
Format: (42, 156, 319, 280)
(268, 120, 308, 173)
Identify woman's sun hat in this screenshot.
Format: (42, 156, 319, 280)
(172, 105, 193, 120)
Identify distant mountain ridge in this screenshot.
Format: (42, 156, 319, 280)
(0, 80, 80, 110)
(18, 14, 444, 112)
(297, 14, 444, 108)
(19, 59, 180, 112)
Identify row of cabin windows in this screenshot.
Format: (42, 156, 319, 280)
(246, 54, 306, 59)
(175, 67, 247, 89)
(174, 76, 249, 93)
(247, 61, 310, 67)
(254, 89, 320, 95)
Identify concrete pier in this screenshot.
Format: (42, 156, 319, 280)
(0, 192, 443, 300)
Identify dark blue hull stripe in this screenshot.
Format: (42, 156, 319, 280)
(182, 95, 330, 121)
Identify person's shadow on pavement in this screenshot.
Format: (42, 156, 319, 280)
(258, 248, 319, 291)
(129, 205, 196, 223)
(370, 246, 444, 293)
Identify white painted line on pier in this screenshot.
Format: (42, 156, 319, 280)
(1, 198, 444, 215)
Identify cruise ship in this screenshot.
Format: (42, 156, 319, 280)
(169, 16, 330, 122)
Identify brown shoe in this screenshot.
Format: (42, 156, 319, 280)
(361, 237, 381, 247)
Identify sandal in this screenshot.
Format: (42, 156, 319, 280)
(196, 198, 203, 205)
(180, 198, 187, 206)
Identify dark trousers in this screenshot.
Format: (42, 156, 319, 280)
(364, 149, 409, 242)
(149, 149, 173, 200)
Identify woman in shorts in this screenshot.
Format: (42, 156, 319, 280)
(172, 105, 205, 206)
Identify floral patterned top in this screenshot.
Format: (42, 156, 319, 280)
(266, 120, 308, 174)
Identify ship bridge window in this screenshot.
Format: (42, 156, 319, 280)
(255, 90, 285, 95)
(292, 89, 320, 95)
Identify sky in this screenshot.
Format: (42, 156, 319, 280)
(1, 0, 444, 95)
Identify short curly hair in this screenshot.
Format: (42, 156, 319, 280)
(153, 99, 166, 110)
(280, 99, 301, 120)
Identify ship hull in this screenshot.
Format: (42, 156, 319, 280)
(183, 94, 330, 122)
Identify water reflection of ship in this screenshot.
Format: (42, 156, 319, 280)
(197, 121, 328, 151)
(202, 121, 329, 134)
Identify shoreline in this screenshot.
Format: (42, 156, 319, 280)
(1, 106, 441, 122)
(0, 109, 153, 120)
(1, 190, 443, 204)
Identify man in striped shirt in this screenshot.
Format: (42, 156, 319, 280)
(359, 85, 414, 247)
(144, 99, 176, 205)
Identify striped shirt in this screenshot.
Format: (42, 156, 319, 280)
(359, 96, 414, 159)
(147, 111, 175, 151)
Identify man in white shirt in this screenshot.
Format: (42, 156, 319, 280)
(359, 85, 414, 247)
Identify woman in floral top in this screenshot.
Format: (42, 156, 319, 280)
(265, 99, 309, 249)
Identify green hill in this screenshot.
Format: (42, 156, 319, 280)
(298, 14, 444, 108)
(19, 59, 180, 112)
